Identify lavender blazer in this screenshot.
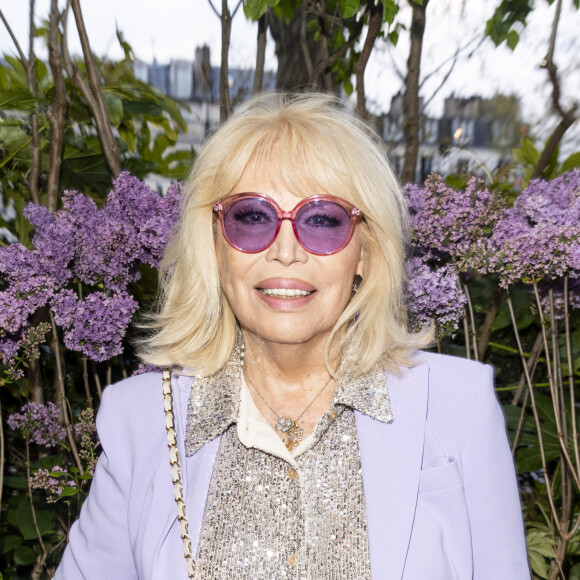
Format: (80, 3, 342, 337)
(55, 352, 530, 579)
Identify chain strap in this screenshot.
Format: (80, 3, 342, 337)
(162, 369, 196, 578)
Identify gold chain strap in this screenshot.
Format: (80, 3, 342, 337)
(162, 369, 196, 578)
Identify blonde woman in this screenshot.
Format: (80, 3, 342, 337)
(55, 93, 529, 579)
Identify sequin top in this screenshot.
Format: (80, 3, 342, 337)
(185, 343, 393, 579)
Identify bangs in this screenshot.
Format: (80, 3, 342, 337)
(195, 105, 364, 210)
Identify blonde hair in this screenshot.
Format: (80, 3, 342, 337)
(139, 93, 430, 377)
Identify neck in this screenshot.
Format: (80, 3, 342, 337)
(240, 328, 338, 439)
(241, 329, 333, 388)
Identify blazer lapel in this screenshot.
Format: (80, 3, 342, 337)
(355, 360, 429, 579)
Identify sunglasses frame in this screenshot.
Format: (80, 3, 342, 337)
(213, 193, 361, 256)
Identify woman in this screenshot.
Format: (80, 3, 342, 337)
(55, 93, 529, 579)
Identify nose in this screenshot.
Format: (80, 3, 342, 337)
(265, 218, 308, 266)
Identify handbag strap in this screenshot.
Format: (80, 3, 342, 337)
(162, 369, 196, 578)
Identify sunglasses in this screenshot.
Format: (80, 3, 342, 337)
(213, 193, 361, 256)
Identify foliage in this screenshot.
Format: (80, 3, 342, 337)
(0, 36, 191, 212)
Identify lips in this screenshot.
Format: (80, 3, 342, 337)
(255, 278, 316, 306)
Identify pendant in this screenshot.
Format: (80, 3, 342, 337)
(284, 421, 304, 451)
(276, 417, 293, 432)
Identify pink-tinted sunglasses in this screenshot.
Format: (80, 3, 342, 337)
(213, 193, 361, 255)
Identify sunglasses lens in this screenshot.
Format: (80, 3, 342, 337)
(223, 197, 278, 252)
(295, 199, 352, 254)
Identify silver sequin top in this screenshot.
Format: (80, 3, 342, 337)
(185, 342, 393, 579)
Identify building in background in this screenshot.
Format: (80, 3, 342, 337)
(382, 93, 523, 183)
(135, 45, 276, 149)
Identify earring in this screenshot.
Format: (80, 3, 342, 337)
(352, 274, 363, 297)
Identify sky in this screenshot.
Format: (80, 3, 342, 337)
(1, 0, 579, 148)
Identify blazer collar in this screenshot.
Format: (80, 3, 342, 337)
(184, 340, 394, 456)
(356, 356, 430, 580)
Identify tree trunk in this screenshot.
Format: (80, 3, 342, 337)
(252, 15, 267, 96)
(401, 0, 429, 185)
(354, 3, 382, 118)
(269, 4, 325, 91)
(219, 0, 232, 121)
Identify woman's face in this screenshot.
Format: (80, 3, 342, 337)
(215, 163, 364, 351)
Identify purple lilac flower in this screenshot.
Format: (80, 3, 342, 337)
(404, 175, 505, 271)
(30, 466, 76, 503)
(489, 170, 580, 287)
(51, 290, 138, 362)
(0, 174, 182, 366)
(106, 172, 182, 268)
(405, 256, 467, 338)
(7, 401, 66, 447)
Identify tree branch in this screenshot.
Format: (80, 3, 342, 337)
(27, 0, 40, 205)
(0, 9, 28, 64)
(532, 0, 578, 179)
(252, 14, 267, 96)
(207, 0, 221, 17)
(307, 13, 365, 88)
(46, 0, 67, 213)
(354, 1, 382, 118)
(219, 0, 232, 121)
(69, 0, 121, 176)
(401, 0, 430, 184)
(299, 1, 314, 78)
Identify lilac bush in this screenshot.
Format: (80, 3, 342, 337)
(7, 402, 66, 447)
(0, 172, 182, 369)
(489, 170, 580, 287)
(29, 467, 77, 504)
(405, 256, 467, 337)
(404, 174, 505, 271)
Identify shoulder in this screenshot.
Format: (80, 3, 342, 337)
(97, 372, 193, 448)
(411, 350, 493, 397)
(99, 372, 164, 423)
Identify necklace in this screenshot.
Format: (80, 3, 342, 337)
(244, 370, 333, 451)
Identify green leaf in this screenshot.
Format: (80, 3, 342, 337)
(60, 486, 79, 497)
(388, 30, 399, 46)
(383, 0, 399, 24)
(560, 151, 580, 173)
(243, 0, 269, 20)
(14, 499, 56, 540)
(13, 545, 36, 566)
(339, 0, 360, 19)
(103, 92, 124, 128)
(506, 29, 520, 50)
(0, 534, 22, 554)
(513, 138, 540, 166)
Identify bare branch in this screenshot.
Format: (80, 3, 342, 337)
(231, 0, 243, 18)
(0, 9, 28, 64)
(316, 3, 334, 93)
(533, 0, 578, 178)
(69, 0, 121, 176)
(207, 0, 221, 17)
(252, 14, 267, 96)
(46, 0, 68, 213)
(299, 1, 314, 78)
(401, 0, 430, 184)
(219, 0, 232, 121)
(354, 1, 382, 118)
(27, 0, 40, 204)
(305, 5, 344, 26)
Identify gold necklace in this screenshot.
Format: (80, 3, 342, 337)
(244, 370, 333, 451)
